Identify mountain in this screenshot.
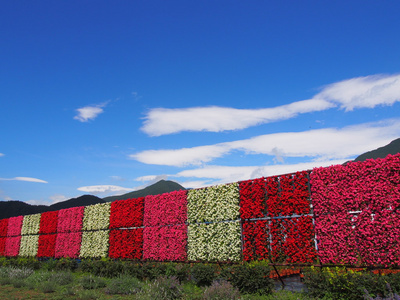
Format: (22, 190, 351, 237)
(0, 195, 104, 220)
(103, 180, 186, 202)
(354, 138, 400, 162)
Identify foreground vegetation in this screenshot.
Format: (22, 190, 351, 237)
(0, 257, 400, 299)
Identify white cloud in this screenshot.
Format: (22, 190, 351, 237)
(314, 74, 400, 111)
(0, 153, 4, 157)
(131, 118, 400, 167)
(131, 144, 231, 166)
(174, 160, 348, 187)
(77, 185, 132, 194)
(141, 99, 333, 136)
(74, 102, 107, 122)
(0, 177, 48, 183)
(135, 174, 168, 182)
(141, 73, 400, 136)
(49, 194, 69, 204)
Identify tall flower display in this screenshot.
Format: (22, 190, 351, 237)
(57, 206, 84, 233)
(80, 230, 109, 258)
(187, 183, 240, 223)
(109, 197, 144, 229)
(4, 236, 21, 257)
(7, 216, 23, 237)
(55, 232, 82, 258)
(21, 213, 41, 235)
(0, 219, 9, 237)
(0, 237, 7, 256)
(242, 220, 269, 261)
(19, 235, 39, 257)
(37, 234, 57, 258)
(108, 228, 143, 259)
(144, 190, 187, 226)
(239, 178, 266, 219)
(83, 203, 111, 231)
(39, 211, 58, 234)
(311, 154, 400, 266)
(187, 221, 241, 262)
(143, 225, 187, 261)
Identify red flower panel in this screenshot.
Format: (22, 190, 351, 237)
(39, 211, 58, 234)
(0, 219, 9, 237)
(0, 237, 6, 256)
(242, 220, 269, 261)
(239, 178, 266, 220)
(109, 197, 144, 229)
(4, 236, 21, 257)
(108, 228, 143, 259)
(143, 225, 187, 261)
(37, 234, 57, 258)
(55, 232, 82, 258)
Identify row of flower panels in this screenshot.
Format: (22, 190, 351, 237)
(0, 219, 311, 263)
(0, 173, 311, 238)
(310, 154, 400, 267)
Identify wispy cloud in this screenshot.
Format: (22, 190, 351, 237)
(49, 194, 69, 204)
(141, 99, 333, 136)
(173, 160, 348, 188)
(141, 74, 400, 136)
(0, 153, 4, 157)
(131, 118, 400, 167)
(74, 102, 108, 122)
(0, 177, 48, 183)
(77, 185, 132, 194)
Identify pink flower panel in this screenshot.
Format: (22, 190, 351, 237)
(7, 216, 23, 237)
(4, 236, 21, 257)
(143, 225, 187, 261)
(144, 190, 187, 227)
(55, 232, 82, 258)
(57, 206, 84, 233)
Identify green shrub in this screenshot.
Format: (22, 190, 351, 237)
(16, 257, 41, 270)
(8, 266, 34, 279)
(54, 258, 79, 271)
(303, 267, 400, 300)
(11, 278, 26, 288)
(39, 280, 58, 293)
(76, 289, 100, 300)
(141, 276, 183, 300)
(79, 274, 107, 290)
(222, 263, 273, 295)
(105, 274, 142, 295)
(190, 263, 218, 287)
(203, 279, 241, 299)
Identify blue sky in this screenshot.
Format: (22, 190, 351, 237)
(1, 1, 400, 205)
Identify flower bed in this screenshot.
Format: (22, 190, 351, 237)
(39, 211, 58, 234)
(83, 203, 111, 231)
(109, 197, 144, 229)
(80, 230, 109, 258)
(19, 235, 39, 257)
(144, 190, 187, 226)
(108, 228, 143, 259)
(187, 221, 241, 262)
(143, 225, 187, 261)
(37, 234, 57, 258)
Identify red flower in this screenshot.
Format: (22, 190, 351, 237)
(110, 197, 144, 229)
(108, 229, 143, 259)
(37, 234, 57, 258)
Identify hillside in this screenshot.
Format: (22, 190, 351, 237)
(354, 138, 400, 162)
(102, 180, 186, 202)
(0, 195, 104, 219)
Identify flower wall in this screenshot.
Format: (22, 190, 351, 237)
(57, 206, 84, 233)
(144, 190, 187, 226)
(0, 153, 399, 267)
(143, 225, 187, 261)
(21, 213, 41, 236)
(39, 211, 58, 234)
(109, 197, 144, 229)
(108, 228, 143, 259)
(311, 154, 400, 267)
(83, 203, 111, 231)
